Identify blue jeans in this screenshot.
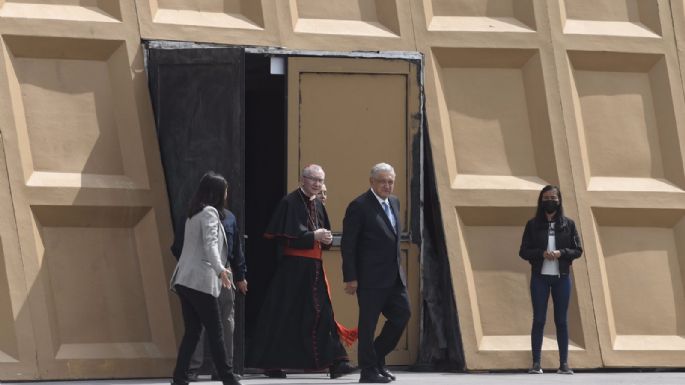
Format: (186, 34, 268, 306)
(530, 273, 571, 364)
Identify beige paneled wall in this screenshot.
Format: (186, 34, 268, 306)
(1, 0, 685, 379)
(550, 0, 685, 368)
(418, 0, 600, 370)
(420, 0, 685, 370)
(0, 0, 177, 380)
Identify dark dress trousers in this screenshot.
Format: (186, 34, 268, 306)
(341, 190, 410, 370)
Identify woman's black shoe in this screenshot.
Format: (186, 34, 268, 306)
(330, 360, 356, 379)
(265, 369, 287, 378)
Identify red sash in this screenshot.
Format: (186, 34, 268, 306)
(282, 242, 358, 346)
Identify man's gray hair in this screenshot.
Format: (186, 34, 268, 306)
(302, 164, 324, 177)
(370, 163, 395, 178)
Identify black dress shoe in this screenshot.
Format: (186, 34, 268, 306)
(186, 372, 199, 382)
(222, 374, 242, 385)
(265, 369, 287, 378)
(359, 369, 391, 383)
(171, 380, 189, 385)
(377, 366, 396, 381)
(330, 360, 356, 379)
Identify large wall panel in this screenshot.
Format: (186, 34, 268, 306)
(416, 0, 602, 370)
(593, 209, 685, 351)
(0, 0, 178, 380)
(457, 207, 586, 355)
(551, 0, 685, 367)
(432, 47, 558, 189)
(568, 51, 684, 192)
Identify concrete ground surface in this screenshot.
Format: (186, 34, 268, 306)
(5, 370, 685, 385)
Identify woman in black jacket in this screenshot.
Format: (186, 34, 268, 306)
(519, 185, 582, 375)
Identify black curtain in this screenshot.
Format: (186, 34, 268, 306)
(146, 45, 246, 373)
(413, 117, 465, 371)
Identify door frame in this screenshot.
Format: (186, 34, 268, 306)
(145, 40, 426, 368)
(285, 54, 423, 365)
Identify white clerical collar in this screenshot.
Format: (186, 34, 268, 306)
(370, 188, 389, 206)
(300, 187, 316, 201)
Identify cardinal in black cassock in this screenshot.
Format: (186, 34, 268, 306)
(248, 165, 356, 379)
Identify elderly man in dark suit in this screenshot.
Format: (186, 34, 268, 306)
(341, 163, 411, 384)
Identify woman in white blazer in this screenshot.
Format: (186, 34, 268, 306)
(170, 172, 240, 385)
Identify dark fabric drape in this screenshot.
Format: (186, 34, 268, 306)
(413, 119, 465, 371)
(146, 45, 246, 373)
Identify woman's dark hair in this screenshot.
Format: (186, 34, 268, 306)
(534, 184, 564, 224)
(188, 171, 228, 220)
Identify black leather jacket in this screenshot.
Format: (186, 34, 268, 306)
(519, 216, 583, 275)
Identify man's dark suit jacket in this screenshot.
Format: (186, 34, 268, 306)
(341, 189, 407, 289)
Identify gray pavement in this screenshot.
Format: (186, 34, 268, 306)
(5, 371, 685, 385)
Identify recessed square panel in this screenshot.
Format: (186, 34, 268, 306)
(569, 52, 685, 192)
(563, 0, 661, 37)
(457, 207, 585, 352)
(0, 0, 122, 22)
(594, 208, 685, 350)
(151, 0, 264, 30)
(425, 0, 535, 32)
(31, 206, 162, 359)
(433, 48, 558, 190)
(292, 0, 400, 37)
(3, 36, 148, 189)
(15, 57, 124, 176)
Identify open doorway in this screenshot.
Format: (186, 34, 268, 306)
(146, 44, 423, 372)
(243, 53, 286, 351)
